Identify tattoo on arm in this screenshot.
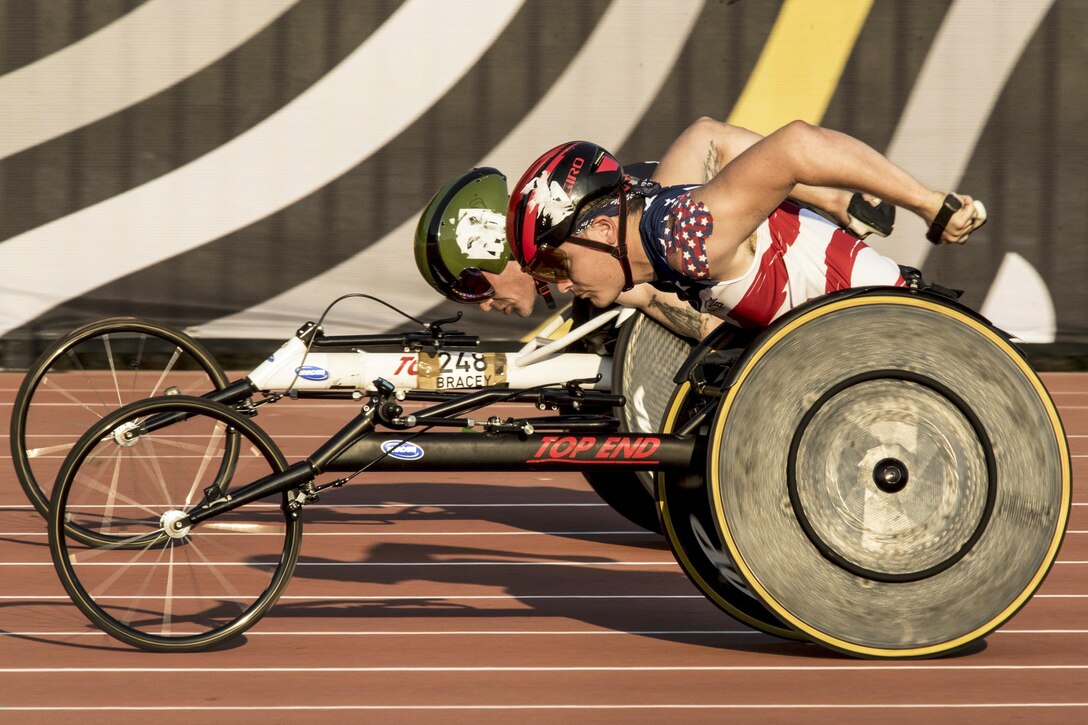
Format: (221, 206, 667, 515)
(703, 141, 719, 183)
(647, 294, 705, 340)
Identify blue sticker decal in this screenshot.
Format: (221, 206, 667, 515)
(295, 365, 330, 381)
(381, 440, 425, 461)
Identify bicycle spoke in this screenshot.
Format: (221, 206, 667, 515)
(146, 346, 183, 399)
(15, 320, 230, 533)
(26, 440, 78, 459)
(41, 373, 108, 421)
(117, 539, 175, 633)
(148, 434, 229, 457)
(67, 462, 165, 521)
(67, 530, 164, 560)
(192, 421, 230, 506)
(187, 536, 247, 615)
(161, 545, 176, 635)
(101, 335, 125, 409)
(201, 522, 282, 534)
(51, 395, 298, 651)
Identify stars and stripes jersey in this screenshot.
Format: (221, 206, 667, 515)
(638, 186, 906, 328)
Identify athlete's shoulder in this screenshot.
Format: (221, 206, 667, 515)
(644, 184, 700, 214)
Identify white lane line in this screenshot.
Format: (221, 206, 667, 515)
(0, 594, 706, 601)
(3, 628, 1085, 638)
(0, 701, 1083, 709)
(4, 594, 1084, 601)
(0, 560, 679, 567)
(3, 665, 1088, 674)
(0, 530, 653, 537)
(2, 705, 1088, 712)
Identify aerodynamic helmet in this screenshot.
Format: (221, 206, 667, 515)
(506, 141, 625, 271)
(414, 167, 510, 303)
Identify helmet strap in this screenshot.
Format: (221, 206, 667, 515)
(610, 187, 635, 292)
(534, 278, 557, 310)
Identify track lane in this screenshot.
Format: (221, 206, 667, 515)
(1, 371, 1084, 722)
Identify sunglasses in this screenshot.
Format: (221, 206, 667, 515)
(449, 267, 495, 303)
(425, 239, 496, 304)
(523, 236, 615, 283)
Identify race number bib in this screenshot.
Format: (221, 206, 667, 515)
(416, 352, 507, 390)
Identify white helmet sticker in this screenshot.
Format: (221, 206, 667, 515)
(523, 171, 575, 225)
(454, 208, 506, 260)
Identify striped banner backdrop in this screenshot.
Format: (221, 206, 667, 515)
(1, 0, 1084, 367)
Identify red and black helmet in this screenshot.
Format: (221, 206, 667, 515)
(506, 141, 625, 271)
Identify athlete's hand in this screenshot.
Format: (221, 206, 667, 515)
(925, 193, 988, 245)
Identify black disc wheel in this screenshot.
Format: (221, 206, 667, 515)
(706, 291, 1071, 658)
(49, 395, 302, 652)
(12, 318, 233, 521)
(657, 381, 801, 642)
(581, 312, 694, 534)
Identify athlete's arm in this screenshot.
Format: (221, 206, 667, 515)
(617, 284, 720, 340)
(652, 117, 855, 225)
(692, 121, 984, 278)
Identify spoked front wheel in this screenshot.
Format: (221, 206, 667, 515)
(49, 396, 303, 652)
(12, 318, 232, 520)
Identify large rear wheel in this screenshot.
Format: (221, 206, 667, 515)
(657, 379, 801, 641)
(707, 291, 1071, 658)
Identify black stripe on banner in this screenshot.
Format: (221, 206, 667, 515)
(17, 0, 614, 341)
(0, 0, 405, 242)
(821, 0, 953, 150)
(616, 0, 784, 166)
(0, 0, 148, 75)
(418, 0, 788, 336)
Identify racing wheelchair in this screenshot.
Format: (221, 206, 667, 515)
(38, 285, 1071, 657)
(11, 297, 691, 534)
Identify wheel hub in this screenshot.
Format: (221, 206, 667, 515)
(111, 421, 141, 448)
(160, 510, 191, 539)
(873, 458, 909, 493)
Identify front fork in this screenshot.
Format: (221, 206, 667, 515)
(176, 399, 381, 531)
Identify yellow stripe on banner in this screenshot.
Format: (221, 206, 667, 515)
(520, 0, 872, 345)
(728, 0, 874, 134)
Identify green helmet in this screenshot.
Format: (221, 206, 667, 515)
(415, 167, 510, 303)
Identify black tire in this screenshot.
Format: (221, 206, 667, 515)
(11, 318, 232, 521)
(656, 378, 802, 641)
(706, 290, 1071, 658)
(582, 312, 694, 534)
(49, 395, 302, 652)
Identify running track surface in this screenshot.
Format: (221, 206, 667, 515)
(0, 371, 1085, 724)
